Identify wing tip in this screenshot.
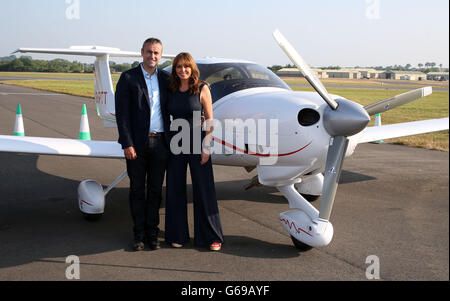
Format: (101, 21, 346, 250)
(423, 86, 433, 97)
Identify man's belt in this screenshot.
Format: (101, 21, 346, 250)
(148, 132, 163, 137)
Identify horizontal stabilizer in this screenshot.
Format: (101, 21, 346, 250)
(13, 46, 176, 59)
(358, 117, 449, 144)
(0, 135, 123, 158)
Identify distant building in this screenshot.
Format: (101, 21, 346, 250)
(277, 67, 383, 79)
(326, 69, 361, 79)
(276, 68, 303, 77)
(312, 69, 328, 79)
(358, 68, 384, 79)
(276, 68, 434, 81)
(426, 72, 449, 81)
(379, 70, 427, 81)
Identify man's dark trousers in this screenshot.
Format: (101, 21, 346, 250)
(126, 135, 169, 242)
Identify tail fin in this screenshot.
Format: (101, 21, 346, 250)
(14, 46, 175, 128)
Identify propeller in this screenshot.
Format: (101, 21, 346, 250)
(273, 29, 434, 222)
(273, 29, 370, 222)
(273, 29, 338, 110)
(364, 86, 432, 116)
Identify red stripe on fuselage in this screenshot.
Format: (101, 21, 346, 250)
(81, 200, 94, 206)
(212, 137, 312, 157)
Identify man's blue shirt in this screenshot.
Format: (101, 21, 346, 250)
(140, 63, 164, 133)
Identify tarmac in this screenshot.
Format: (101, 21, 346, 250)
(0, 83, 448, 281)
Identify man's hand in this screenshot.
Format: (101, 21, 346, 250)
(124, 146, 137, 160)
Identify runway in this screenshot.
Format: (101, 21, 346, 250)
(0, 83, 448, 281)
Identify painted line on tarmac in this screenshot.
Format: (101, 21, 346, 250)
(37, 259, 221, 275)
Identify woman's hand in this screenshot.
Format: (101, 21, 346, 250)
(200, 150, 210, 165)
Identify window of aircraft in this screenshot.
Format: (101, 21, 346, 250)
(204, 67, 244, 84)
(164, 62, 291, 102)
(198, 63, 291, 102)
(246, 64, 271, 80)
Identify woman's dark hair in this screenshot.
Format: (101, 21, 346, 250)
(169, 52, 207, 95)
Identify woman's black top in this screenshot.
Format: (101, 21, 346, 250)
(168, 88, 202, 122)
(167, 85, 205, 153)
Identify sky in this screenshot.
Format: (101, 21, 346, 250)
(0, 0, 448, 68)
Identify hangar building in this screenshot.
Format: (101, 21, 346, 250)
(379, 70, 427, 81)
(426, 72, 449, 81)
(277, 68, 382, 79)
(277, 68, 432, 81)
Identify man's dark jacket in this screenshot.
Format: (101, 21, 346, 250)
(115, 66, 171, 150)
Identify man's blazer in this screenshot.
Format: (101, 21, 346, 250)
(115, 65, 171, 151)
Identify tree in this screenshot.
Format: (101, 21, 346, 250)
(268, 65, 283, 73)
(418, 63, 423, 69)
(70, 61, 83, 73)
(158, 60, 172, 69)
(131, 61, 140, 68)
(10, 59, 25, 71)
(19, 56, 33, 71)
(0, 55, 16, 62)
(33, 59, 49, 72)
(83, 64, 94, 73)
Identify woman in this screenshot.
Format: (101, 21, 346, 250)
(165, 52, 224, 251)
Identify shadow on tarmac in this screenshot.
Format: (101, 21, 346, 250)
(0, 153, 375, 269)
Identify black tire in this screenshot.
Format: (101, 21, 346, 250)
(82, 213, 103, 222)
(290, 235, 313, 251)
(302, 194, 320, 202)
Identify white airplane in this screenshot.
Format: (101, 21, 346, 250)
(0, 30, 448, 250)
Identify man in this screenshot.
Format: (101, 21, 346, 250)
(115, 38, 171, 251)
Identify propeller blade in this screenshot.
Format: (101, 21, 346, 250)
(272, 29, 339, 110)
(364, 87, 432, 116)
(319, 136, 349, 221)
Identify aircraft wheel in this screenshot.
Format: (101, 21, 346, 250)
(302, 194, 320, 202)
(290, 235, 313, 251)
(83, 213, 103, 222)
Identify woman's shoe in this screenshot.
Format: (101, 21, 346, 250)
(210, 242, 221, 251)
(171, 242, 183, 248)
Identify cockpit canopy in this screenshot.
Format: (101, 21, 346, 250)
(164, 61, 291, 102)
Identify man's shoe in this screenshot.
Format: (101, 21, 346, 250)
(133, 241, 145, 251)
(148, 239, 161, 250)
(171, 242, 183, 248)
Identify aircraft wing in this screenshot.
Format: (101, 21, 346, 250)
(0, 135, 123, 158)
(358, 118, 449, 144)
(1, 118, 448, 158)
(13, 47, 176, 59)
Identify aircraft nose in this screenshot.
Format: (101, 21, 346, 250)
(323, 98, 370, 137)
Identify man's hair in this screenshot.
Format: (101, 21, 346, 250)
(142, 38, 162, 50)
